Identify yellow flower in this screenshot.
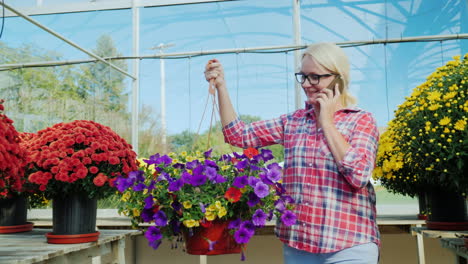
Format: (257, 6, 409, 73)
(132, 208, 140, 217)
(205, 211, 216, 221)
(439, 116, 451, 126)
(217, 206, 227, 218)
(180, 151, 187, 157)
(454, 119, 467, 131)
(427, 91, 442, 101)
(183, 201, 192, 209)
(121, 191, 131, 202)
(183, 219, 200, 228)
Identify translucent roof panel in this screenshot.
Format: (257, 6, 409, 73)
(1, 0, 467, 137)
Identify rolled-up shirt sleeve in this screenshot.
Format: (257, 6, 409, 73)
(337, 112, 379, 189)
(222, 116, 284, 148)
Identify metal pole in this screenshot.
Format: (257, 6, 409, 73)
(292, 0, 302, 110)
(131, 0, 140, 154)
(1, 34, 467, 70)
(160, 49, 167, 153)
(0, 1, 136, 80)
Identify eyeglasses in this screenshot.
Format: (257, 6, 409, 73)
(295, 73, 336, 85)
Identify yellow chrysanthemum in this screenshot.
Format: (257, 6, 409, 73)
(427, 91, 442, 101)
(439, 116, 451, 126)
(454, 119, 467, 131)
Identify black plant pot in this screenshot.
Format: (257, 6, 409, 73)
(426, 188, 468, 230)
(0, 195, 27, 226)
(0, 195, 33, 233)
(52, 193, 97, 235)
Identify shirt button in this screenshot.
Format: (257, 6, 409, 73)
(308, 163, 313, 167)
(302, 223, 306, 227)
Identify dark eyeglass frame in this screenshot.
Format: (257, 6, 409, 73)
(295, 72, 337, 85)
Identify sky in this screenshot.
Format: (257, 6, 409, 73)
(3, 0, 468, 135)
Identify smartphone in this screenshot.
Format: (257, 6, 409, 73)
(326, 76, 342, 95)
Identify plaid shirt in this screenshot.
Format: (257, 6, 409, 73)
(222, 104, 380, 253)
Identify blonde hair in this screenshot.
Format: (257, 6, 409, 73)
(302, 42, 357, 107)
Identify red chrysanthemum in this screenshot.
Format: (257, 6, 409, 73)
(23, 120, 138, 199)
(0, 100, 28, 199)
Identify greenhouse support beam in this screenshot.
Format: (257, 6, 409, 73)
(0, 2, 136, 80)
(3, 0, 239, 17)
(1, 33, 468, 71)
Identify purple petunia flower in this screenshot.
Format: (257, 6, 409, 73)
(180, 171, 192, 183)
(133, 183, 146, 191)
(233, 175, 248, 188)
(172, 163, 185, 169)
(252, 209, 267, 227)
(199, 203, 206, 213)
(275, 199, 285, 212)
(234, 228, 253, 244)
(213, 174, 227, 184)
(204, 159, 218, 168)
(158, 155, 173, 166)
(144, 195, 154, 209)
(259, 171, 273, 185)
(228, 218, 242, 229)
(260, 148, 274, 162)
(157, 172, 171, 182)
(266, 166, 282, 183)
(141, 208, 154, 222)
(281, 210, 297, 226)
(235, 159, 248, 170)
(115, 176, 132, 192)
(247, 192, 260, 207)
(168, 179, 184, 192)
(220, 154, 232, 163)
(204, 149, 213, 158)
(204, 166, 218, 181)
(186, 160, 200, 170)
(154, 210, 168, 227)
(128, 170, 145, 182)
(254, 182, 269, 198)
(191, 173, 207, 186)
(145, 226, 163, 249)
(171, 201, 182, 211)
(248, 176, 260, 187)
(240, 220, 256, 234)
(143, 153, 161, 165)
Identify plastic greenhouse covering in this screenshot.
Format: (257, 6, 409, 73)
(0, 0, 467, 156)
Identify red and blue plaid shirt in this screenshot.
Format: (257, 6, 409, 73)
(222, 104, 380, 253)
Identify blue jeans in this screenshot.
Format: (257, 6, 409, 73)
(283, 243, 379, 264)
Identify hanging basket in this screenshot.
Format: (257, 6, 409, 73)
(183, 220, 242, 255)
(46, 193, 99, 244)
(0, 195, 33, 234)
(426, 188, 468, 230)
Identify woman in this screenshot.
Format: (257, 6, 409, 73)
(204, 42, 380, 264)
